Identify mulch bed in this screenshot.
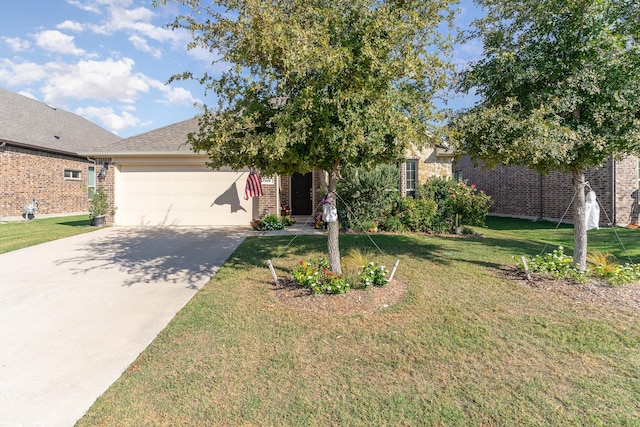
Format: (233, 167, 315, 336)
(499, 266, 640, 313)
(271, 278, 408, 316)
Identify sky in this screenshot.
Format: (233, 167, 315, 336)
(0, 0, 483, 139)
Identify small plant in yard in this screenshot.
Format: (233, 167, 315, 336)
(88, 184, 109, 219)
(250, 214, 290, 231)
(516, 246, 588, 283)
(291, 258, 350, 294)
(517, 246, 640, 286)
(358, 262, 389, 288)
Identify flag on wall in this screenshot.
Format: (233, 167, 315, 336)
(244, 168, 264, 200)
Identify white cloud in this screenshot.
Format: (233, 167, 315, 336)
(2, 36, 30, 52)
(17, 91, 37, 100)
(0, 59, 47, 86)
(75, 105, 142, 134)
(128, 34, 162, 59)
(67, 0, 133, 14)
(57, 20, 85, 32)
(35, 30, 86, 56)
(41, 57, 155, 105)
(159, 86, 199, 106)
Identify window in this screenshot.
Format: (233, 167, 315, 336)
(88, 166, 96, 200)
(453, 170, 463, 182)
(64, 169, 81, 180)
(405, 160, 417, 197)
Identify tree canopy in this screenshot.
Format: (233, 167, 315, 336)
(450, 0, 640, 268)
(156, 0, 458, 273)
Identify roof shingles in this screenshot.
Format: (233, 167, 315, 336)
(0, 88, 120, 154)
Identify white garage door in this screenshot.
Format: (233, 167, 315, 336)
(116, 165, 254, 226)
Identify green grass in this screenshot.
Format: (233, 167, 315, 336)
(77, 218, 640, 426)
(0, 215, 96, 254)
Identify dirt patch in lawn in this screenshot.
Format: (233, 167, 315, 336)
(499, 266, 640, 313)
(271, 278, 408, 316)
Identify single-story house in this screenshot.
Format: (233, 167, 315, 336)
(1, 88, 454, 226)
(83, 118, 455, 226)
(0, 88, 121, 219)
(454, 155, 639, 226)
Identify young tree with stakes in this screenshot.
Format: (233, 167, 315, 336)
(450, 0, 640, 270)
(155, 0, 458, 274)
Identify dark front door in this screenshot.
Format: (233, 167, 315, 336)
(291, 172, 312, 215)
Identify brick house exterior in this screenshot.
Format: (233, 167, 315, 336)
(275, 146, 454, 218)
(454, 155, 639, 226)
(0, 88, 121, 220)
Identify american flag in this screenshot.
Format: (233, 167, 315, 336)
(244, 168, 264, 200)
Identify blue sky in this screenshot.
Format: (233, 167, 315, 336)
(0, 0, 483, 138)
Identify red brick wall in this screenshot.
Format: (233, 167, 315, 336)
(258, 174, 279, 217)
(454, 156, 638, 226)
(0, 144, 95, 218)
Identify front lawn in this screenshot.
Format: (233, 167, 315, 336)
(79, 218, 640, 426)
(0, 215, 95, 254)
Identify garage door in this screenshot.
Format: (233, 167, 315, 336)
(116, 165, 254, 226)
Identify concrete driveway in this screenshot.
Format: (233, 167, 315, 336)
(0, 226, 248, 427)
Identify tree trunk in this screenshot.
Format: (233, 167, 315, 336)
(572, 169, 587, 270)
(326, 169, 342, 275)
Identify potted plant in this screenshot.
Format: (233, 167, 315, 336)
(89, 184, 109, 226)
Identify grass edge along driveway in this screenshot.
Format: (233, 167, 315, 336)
(0, 215, 96, 254)
(79, 218, 640, 426)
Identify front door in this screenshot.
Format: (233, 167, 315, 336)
(291, 172, 312, 215)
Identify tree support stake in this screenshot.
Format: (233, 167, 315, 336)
(267, 259, 279, 285)
(388, 260, 400, 282)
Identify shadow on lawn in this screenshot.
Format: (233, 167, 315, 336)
(54, 227, 249, 287)
(58, 219, 92, 227)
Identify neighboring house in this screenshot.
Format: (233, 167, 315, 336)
(454, 155, 639, 227)
(0, 88, 121, 219)
(82, 118, 455, 226)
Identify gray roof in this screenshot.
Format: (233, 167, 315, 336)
(0, 88, 120, 155)
(84, 118, 200, 156)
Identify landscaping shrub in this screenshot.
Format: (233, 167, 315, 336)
(447, 181, 493, 228)
(358, 262, 389, 288)
(516, 246, 640, 286)
(337, 164, 400, 231)
(381, 215, 407, 233)
(392, 197, 438, 232)
(415, 177, 492, 232)
(291, 258, 350, 294)
(292, 253, 389, 294)
(250, 214, 292, 231)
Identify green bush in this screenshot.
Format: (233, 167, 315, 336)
(337, 164, 400, 230)
(381, 215, 407, 233)
(415, 177, 493, 232)
(447, 181, 493, 227)
(251, 214, 287, 231)
(393, 197, 438, 232)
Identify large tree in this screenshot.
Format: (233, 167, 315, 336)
(450, 0, 640, 269)
(155, 0, 457, 273)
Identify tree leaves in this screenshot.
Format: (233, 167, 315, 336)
(451, 0, 640, 173)
(158, 0, 457, 176)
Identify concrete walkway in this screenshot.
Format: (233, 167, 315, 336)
(0, 227, 248, 427)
